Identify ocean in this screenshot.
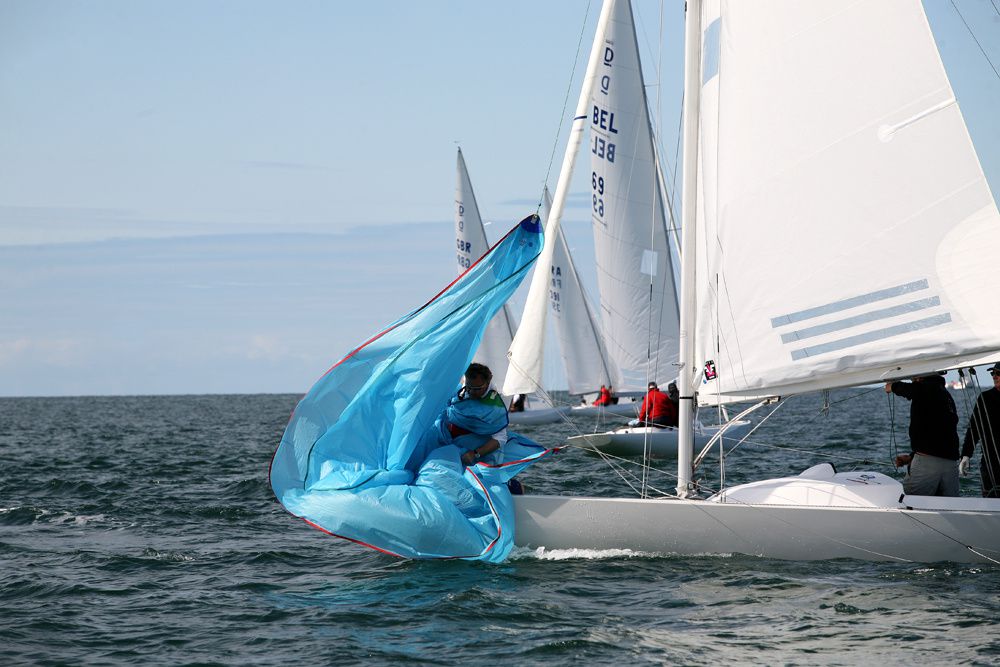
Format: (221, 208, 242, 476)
(2, 390, 998, 666)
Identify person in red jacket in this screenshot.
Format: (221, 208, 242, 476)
(593, 384, 613, 406)
(638, 381, 677, 427)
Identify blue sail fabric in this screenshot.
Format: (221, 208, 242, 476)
(269, 215, 552, 562)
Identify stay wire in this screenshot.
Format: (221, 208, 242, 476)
(949, 0, 1000, 82)
(538, 0, 594, 212)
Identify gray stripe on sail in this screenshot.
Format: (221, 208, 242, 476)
(771, 279, 929, 328)
(703, 19, 721, 84)
(789, 313, 951, 361)
(780, 297, 941, 343)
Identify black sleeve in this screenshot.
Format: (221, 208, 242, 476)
(890, 381, 915, 400)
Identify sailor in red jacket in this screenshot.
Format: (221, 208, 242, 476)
(638, 381, 678, 427)
(593, 384, 613, 406)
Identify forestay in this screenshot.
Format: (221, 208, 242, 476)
(694, 0, 1000, 405)
(270, 217, 552, 562)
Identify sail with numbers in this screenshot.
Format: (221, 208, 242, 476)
(456, 148, 518, 392)
(588, 0, 679, 392)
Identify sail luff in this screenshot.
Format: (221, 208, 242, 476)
(503, 0, 617, 396)
(676, 0, 704, 497)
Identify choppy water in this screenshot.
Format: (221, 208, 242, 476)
(2, 390, 999, 665)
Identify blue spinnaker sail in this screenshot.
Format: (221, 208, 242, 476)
(269, 215, 552, 562)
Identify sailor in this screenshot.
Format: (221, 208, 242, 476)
(593, 384, 613, 406)
(637, 381, 678, 428)
(960, 362, 1000, 498)
(885, 372, 960, 496)
(509, 393, 526, 413)
(443, 362, 508, 466)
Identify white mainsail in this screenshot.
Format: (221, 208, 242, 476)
(545, 187, 622, 394)
(590, 0, 680, 392)
(693, 0, 1000, 405)
(456, 148, 517, 389)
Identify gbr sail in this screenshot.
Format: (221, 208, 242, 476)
(456, 148, 517, 390)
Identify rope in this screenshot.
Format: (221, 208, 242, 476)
(949, 0, 1000, 82)
(538, 0, 595, 212)
(902, 509, 1000, 566)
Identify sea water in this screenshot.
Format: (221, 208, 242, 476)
(1, 390, 998, 665)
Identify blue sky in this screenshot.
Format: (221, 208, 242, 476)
(1, 1, 999, 396)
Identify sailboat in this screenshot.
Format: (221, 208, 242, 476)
(533, 0, 747, 456)
(539, 186, 640, 418)
(506, 0, 1000, 563)
(455, 148, 567, 425)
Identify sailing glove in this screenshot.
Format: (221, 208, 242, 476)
(959, 456, 971, 477)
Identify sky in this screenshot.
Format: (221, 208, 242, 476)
(1, 1, 999, 397)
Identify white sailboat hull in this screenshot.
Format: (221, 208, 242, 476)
(513, 492, 1000, 564)
(567, 420, 751, 458)
(507, 406, 571, 426)
(569, 403, 639, 418)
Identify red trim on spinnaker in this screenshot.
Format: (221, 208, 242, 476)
(314, 219, 529, 384)
(270, 215, 542, 560)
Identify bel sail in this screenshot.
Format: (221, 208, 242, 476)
(269, 215, 552, 562)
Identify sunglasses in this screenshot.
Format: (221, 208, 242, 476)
(991, 370, 999, 377)
(466, 382, 490, 392)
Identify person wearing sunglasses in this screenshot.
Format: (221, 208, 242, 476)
(960, 363, 1000, 498)
(885, 372, 961, 497)
(439, 362, 508, 467)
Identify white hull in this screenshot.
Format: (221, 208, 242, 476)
(507, 406, 570, 426)
(569, 403, 639, 418)
(567, 420, 751, 458)
(514, 467, 1000, 564)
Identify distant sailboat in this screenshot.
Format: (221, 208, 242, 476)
(538, 186, 639, 418)
(544, 0, 747, 455)
(508, 0, 1000, 563)
(455, 148, 567, 425)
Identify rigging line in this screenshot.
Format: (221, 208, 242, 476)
(669, 90, 683, 213)
(993, 0, 1000, 18)
(949, 0, 1000, 82)
(901, 510, 1000, 566)
(718, 399, 786, 461)
(561, 439, 686, 485)
(563, 440, 674, 497)
(887, 390, 900, 470)
(725, 437, 895, 469)
(681, 499, 914, 563)
(539, 0, 595, 211)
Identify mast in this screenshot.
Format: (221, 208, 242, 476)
(676, 0, 703, 497)
(504, 0, 617, 397)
